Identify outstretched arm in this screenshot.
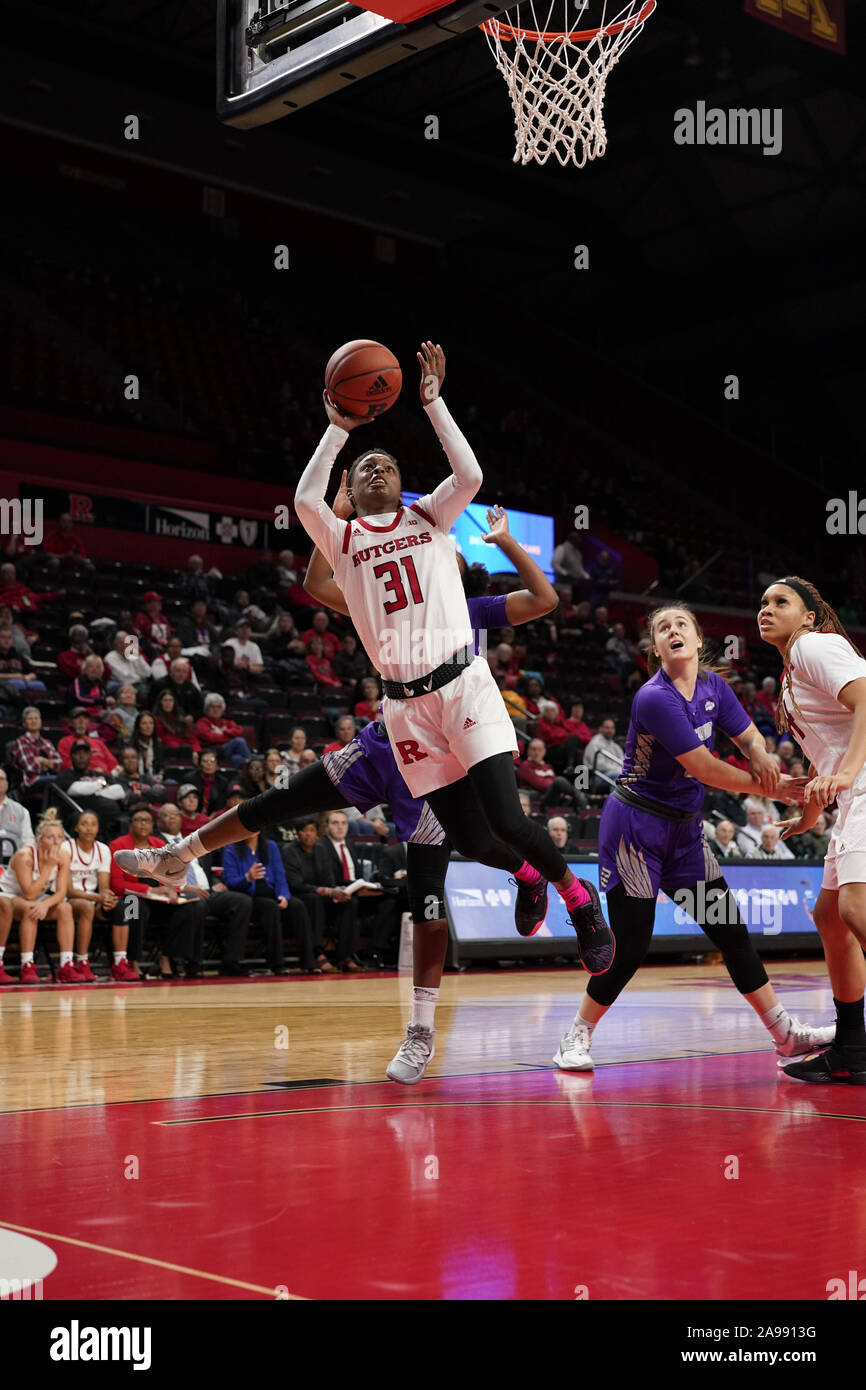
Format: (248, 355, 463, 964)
(294, 394, 369, 563)
(482, 508, 558, 623)
(418, 342, 483, 532)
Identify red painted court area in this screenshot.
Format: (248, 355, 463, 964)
(4, 1054, 865, 1301)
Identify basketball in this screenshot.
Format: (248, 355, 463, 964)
(324, 339, 402, 419)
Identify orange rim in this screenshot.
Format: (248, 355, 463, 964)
(481, 0, 654, 44)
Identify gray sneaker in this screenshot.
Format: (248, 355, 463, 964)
(114, 846, 189, 890)
(386, 1024, 435, 1084)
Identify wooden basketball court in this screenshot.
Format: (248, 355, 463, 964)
(1, 960, 862, 1300)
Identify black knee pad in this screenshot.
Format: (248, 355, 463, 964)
(407, 843, 450, 925)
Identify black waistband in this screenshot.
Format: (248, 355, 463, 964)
(382, 646, 473, 700)
(613, 783, 699, 823)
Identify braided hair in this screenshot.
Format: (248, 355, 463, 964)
(773, 576, 864, 734)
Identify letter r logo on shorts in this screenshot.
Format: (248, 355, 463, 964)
(396, 740, 429, 765)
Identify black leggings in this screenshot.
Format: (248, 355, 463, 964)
(425, 753, 570, 883)
(587, 879, 769, 1007)
(235, 762, 453, 925)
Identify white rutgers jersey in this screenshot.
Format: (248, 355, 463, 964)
(62, 838, 111, 895)
(295, 397, 479, 683)
(783, 632, 866, 779)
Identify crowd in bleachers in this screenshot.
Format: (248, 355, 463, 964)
(0, 501, 835, 986)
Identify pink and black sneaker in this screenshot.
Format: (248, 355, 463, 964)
(511, 875, 549, 937)
(568, 879, 616, 975)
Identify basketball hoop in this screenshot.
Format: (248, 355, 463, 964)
(481, 0, 656, 168)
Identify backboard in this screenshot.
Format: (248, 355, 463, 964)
(217, 0, 509, 127)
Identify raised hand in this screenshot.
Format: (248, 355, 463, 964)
(322, 389, 369, 432)
(332, 469, 354, 521)
(417, 341, 445, 405)
(483, 505, 510, 545)
(804, 772, 852, 808)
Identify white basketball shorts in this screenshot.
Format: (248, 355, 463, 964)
(382, 656, 518, 798)
(822, 783, 866, 891)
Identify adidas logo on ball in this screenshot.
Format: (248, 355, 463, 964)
(367, 375, 391, 396)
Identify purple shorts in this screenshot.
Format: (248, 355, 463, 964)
(321, 727, 445, 847)
(597, 795, 720, 899)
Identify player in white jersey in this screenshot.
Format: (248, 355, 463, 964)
(759, 576, 866, 1084)
(294, 341, 615, 975)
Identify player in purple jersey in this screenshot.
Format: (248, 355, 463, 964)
(114, 503, 559, 1083)
(553, 602, 836, 1073)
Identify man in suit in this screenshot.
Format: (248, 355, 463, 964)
(711, 820, 742, 862)
(156, 802, 253, 976)
(320, 810, 401, 969)
(281, 816, 339, 973)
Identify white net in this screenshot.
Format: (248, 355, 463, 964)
(482, 0, 655, 169)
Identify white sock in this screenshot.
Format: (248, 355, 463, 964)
(21, 952, 34, 965)
(75, 954, 88, 965)
(411, 986, 439, 1031)
(175, 832, 205, 863)
(573, 1007, 596, 1034)
(113, 951, 127, 965)
(60, 951, 73, 967)
(0, 946, 5, 962)
(761, 1003, 791, 1044)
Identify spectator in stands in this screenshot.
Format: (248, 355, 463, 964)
(151, 658, 204, 723)
(748, 824, 794, 861)
(109, 803, 198, 980)
(593, 605, 613, 646)
(536, 697, 568, 752)
(776, 738, 796, 772)
(551, 530, 590, 591)
(740, 681, 762, 724)
(588, 549, 618, 608)
(703, 785, 748, 828)
(332, 632, 368, 686)
(518, 789, 532, 816)
(0, 766, 34, 855)
(43, 513, 92, 569)
(0, 604, 36, 659)
(0, 810, 79, 985)
(298, 748, 319, 769)
(547, 815, 578, 853)
(177, 598, 219, 654)
(261, 611, 297, 659)
(736, 804, 769, 856)
(582, 717, 624, 794)
(263, 748, 286, 789)
(155, 801, 253, 978)
(134, 591, 174, 657)
(111, 745, 166, 809)
(63, 809, 116, 981)
(318, 811, 373, 972)
(190, 749, 230, 815)
(226, 619, 264, 676)
(495, 673, 528, 732)
(605, 622, 637, 681)
(221, 819, 314, 975)
(104, 631, 152, 692)
(753, 676, 778, 732)
(151, 636, 201, 686)
(176, 784, 210, 836)
(154, 689, 201, 758)
(564, 701, 593, 749)
(323, 715, 357, 755)
(793, 811, 830, 860)
(301, 610, 340, 660)
(239, 756, 267, 799)
(178, 554, 216, 605)
(130, 710, 165, 778)
(0, 562, 63, 617)
(10, 706, 62, 793)
(523, 676, 544, 721)
(743, 792, 779, 825)
(277, 550, 298, 587)
(59, 708, 120, 775)
(194, 692, 253, 767)
(281, 727, 307, 776)
(54, 740, 125, 836)
(0, 625, 47, 699)
(518, 738, 583, 809)
(104, 685, 140, 742)
(354, 677, 381, 723)
(71, 654, 112, 720)
(57, 624, 93, 683)
(280, 816, 337, 973)
(306, 634, 340, 688)
(711, 820, 741, 862)
(226, 589, 269, 634)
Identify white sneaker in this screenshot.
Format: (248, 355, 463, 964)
(553, 1021, 595, 1072)
(774, 1016, 836, 1059)
(386, 1024, 435, 1084)
(114, 846, 189, 890)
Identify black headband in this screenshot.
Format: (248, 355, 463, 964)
(776, 578, 823, 621)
